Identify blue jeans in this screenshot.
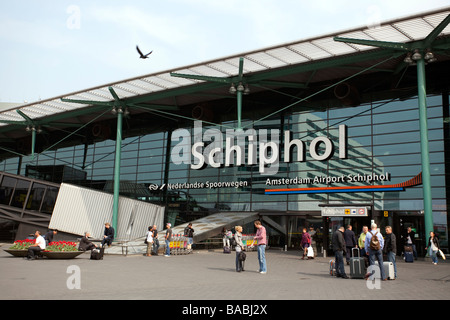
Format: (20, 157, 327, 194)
(368, 248, 386, 280)
(257, 245, 267, 273)
(334, 250, 346, 276)
(387, 251, 397, 278)
(429, 248, 438, 264)
(165, 239, 171, 256)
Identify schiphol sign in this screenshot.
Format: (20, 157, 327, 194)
(170, 121, 347, 176)
(321, 207, 369, 217)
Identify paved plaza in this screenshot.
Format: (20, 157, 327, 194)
(1, 244, 449, 301)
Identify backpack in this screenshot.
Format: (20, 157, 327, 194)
(369, 231, 381, 250)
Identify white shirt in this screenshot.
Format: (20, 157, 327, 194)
(146, 231, 153, 243)
(36, 236, 46, 250)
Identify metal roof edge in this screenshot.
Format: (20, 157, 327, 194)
(2, 6, 450, 115)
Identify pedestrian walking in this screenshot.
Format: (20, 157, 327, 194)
(344, 225, 357, 264)
(332, 226, 348, 279)
(425, 231, 440, 265)
(145, 226, 154, 257)
(300, 228, 311, 260)
(403, 226, 418, 260)
(164, 223, 173, 257)
(184, 223, 194, 252)
(234, 226, 245, 272)
(384, 226, 397, 279)
(365, 223, 386, 281)
(253, 220, 267, 274)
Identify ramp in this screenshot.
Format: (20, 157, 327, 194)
(106, 211, 259, 255)
(48, 183, 165, 240)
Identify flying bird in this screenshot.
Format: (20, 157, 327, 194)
(136, 45, 153, 59)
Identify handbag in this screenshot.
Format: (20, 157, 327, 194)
(438, 249, 446, 260)
(307, 246, 314, 257)
(239, 251, 246, 261)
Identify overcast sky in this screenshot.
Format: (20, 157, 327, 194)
(1, 0, 449, 104)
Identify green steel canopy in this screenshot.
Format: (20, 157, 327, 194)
(0, 7, 450, 153)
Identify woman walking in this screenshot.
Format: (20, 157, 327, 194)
(300, 228, 311, 260)
(425, 231, 440, 265)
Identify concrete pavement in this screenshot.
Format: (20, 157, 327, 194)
(1, 244, 449, 301)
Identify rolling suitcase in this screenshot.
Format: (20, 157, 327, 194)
(350, 248, 366, 279)
(329, 259, 336, 276)
(90, 247, 105, 260)
(404, 246, 414, 263)
(404, 251, 414, 262)
(374, 261, 395, 279)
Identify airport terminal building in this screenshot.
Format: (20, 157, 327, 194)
(1, 8, 450, 255)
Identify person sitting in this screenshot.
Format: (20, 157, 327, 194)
(26, 230, 46, 260)
(43, 229, 58, 246)
(78, 232, 97, 251)
(101, 223, 115, 247)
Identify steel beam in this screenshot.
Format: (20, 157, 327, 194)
(416, 57, 434, 241)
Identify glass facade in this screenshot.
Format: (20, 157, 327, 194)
(0, 93, 448, 250)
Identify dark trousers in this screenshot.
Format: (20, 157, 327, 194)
(235, 251, 244, 271)
(101, 236, 113, 247)
(346, 246, 354, 261)
(152, 239, 159, 255)
(334, 250, 346, 276)
(27, 246, 42, 260)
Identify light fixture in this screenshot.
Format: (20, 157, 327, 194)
(111, 108, 117, 115)
(411, 49, 422, 61)
(229, 82, 250, 95)
(424, 50, 434, 60)
(404, 48, 437, 65)
(229, 83, 237, 94)
(244, 84, 250, 95)
(424, 49, 437, 63)
(403, 53, 413, 64)
(25, 126, 31, 132)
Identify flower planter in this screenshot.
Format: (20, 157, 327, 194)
(41, 251, 84, 259)
(4, 249, 28, 257)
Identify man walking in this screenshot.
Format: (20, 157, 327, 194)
(332, 226, 349, 279)
(365, 223, 386, 281)
(384, 226, 397, 279)
(253, 220, 267, 274)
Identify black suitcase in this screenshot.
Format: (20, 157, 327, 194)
(350, 248, 366, 279)
(404, 251, 414, 263)
(90, 247, 105, 260)
(404, 246, 414, 262)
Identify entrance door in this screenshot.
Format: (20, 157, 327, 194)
(324, 216, 372, 256)
(287, 216, 323, 252)
(393, 212, 425, 257)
